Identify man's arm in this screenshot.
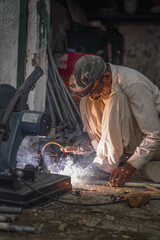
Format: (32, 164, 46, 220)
(125, 83, 160, 170)
(109, 82, 160, 187)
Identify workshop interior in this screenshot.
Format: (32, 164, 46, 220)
(0, 0, 160, 208)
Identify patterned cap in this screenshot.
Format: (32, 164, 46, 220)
(69, 55, 107, 97)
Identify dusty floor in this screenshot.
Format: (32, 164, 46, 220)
(0, 181, 160, 240)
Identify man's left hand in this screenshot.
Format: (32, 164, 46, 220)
(109, 162, 136, 187)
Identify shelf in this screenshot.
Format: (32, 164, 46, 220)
(86, 11, 160, 24)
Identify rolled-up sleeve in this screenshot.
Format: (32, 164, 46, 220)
(125, 83, 160, 170)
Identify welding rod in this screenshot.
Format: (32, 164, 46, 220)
(0, 222, 42, 234)
(0, 207, 22, 215)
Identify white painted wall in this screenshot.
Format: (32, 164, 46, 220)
(0, 0, 20, 87)
(26, 0, 50, 111)
(0, 0, 50, 112)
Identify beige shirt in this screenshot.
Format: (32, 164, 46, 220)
(80, 63, 160, 172)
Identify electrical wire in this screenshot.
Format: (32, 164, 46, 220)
(41, 141, 63, 157)
(0, 151, 159, 207)
(0, 151, 127, 207)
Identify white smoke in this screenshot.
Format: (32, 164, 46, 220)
(16, 136, 40, 168)
(16, 137, 95, 185)
(54, 156, 84, 185)
(43, 154, 85, 185)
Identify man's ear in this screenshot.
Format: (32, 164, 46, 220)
(103, 72, 111, 78)
(102, 72, 112, 91)
(103, 72, 112, 82)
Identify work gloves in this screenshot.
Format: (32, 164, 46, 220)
(109, 162, 136, 187)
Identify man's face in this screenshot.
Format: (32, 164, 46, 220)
(88, 80, 104, 100)
(88, 72, 112, 101)
(71, 71, 112, 101)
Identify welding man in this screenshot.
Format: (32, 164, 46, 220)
(69, 55, 160, 187)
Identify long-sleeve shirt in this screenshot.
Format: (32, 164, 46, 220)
(80, 63, 160, 172)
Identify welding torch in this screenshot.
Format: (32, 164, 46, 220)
(61, 146, 95, 155)
(41, 141, 95, 157)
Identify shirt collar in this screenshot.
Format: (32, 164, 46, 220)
(108, 63, 122, 93)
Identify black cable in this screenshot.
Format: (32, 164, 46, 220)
(0, 151, 160, 207)
(0, 151, 126, 206)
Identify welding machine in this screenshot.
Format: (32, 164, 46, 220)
(0, 67, 72, 208)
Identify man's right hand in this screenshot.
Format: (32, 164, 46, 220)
(73, 132, 93, 155)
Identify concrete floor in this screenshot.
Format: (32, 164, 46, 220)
(0, 180, 160, 240)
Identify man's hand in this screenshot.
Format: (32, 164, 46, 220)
(109, 162, 136, 187)
(73, 132, 92, 155)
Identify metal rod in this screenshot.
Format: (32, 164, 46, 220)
(47, 42, 81, 119)
(54, 63, 81, 119)
(0, 222, 41, 234)
(52, 64, 77, 122)
(47, 78, 62, 123)
(48, 67, 71, 121)
(0, 207, 22, 214)
(52, 67, 77, 122)
(46, 91, 56, 127)
(53, 62, 81, 119)
(47, 76, 64, 123)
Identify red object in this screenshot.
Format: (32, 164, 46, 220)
(54, 52, 91, 102)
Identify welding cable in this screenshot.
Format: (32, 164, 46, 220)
(0, 151, 126, 206)
(0, 151, 159, 207)
(41, 141, 63, 157)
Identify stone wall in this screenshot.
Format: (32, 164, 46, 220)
(118, 25, 160, 88)
(0, 0, 19, 87)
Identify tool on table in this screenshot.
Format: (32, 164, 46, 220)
(0, 67, 72, 208)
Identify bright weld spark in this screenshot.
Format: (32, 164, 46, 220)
(49, 155, 85, 185)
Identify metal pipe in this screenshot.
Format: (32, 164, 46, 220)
(0, 214, 18, 222)
(46, 90, 56, 127)
(48, 67, 70, 121)
(52, 59, 81, 119)
(0, 222, 42, 234)
(47, 76, 64, 123)
(52, 67, 77, 122)
(86, 180, 160, 189)
(0, 207, 22, 214)
(47, 42, 81, 119)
